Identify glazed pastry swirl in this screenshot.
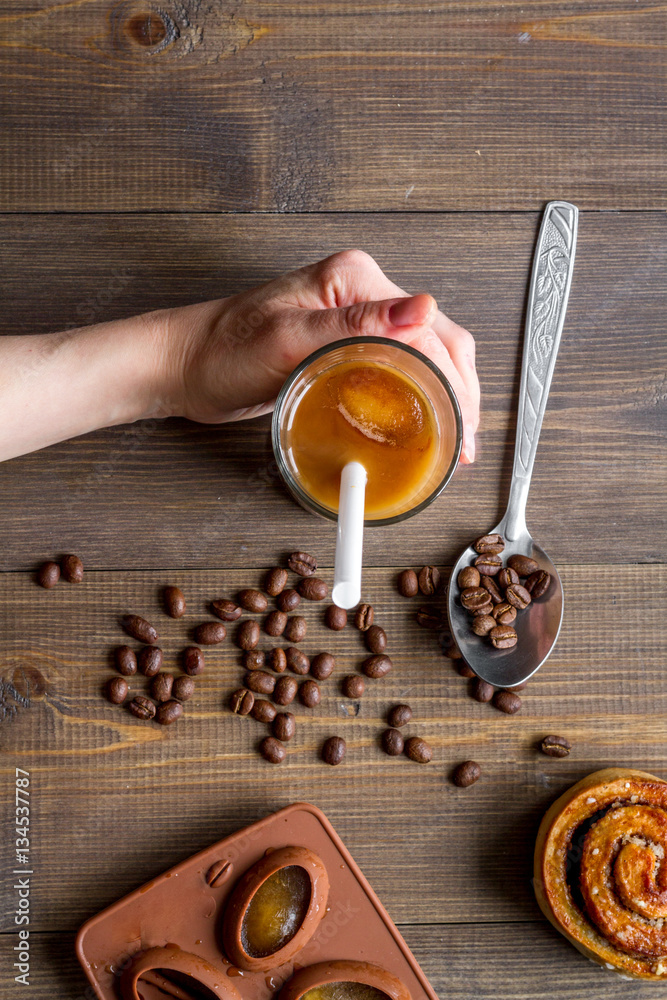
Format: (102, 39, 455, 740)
(535, 768, 667, 980)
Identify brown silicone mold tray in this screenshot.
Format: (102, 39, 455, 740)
(76, 802, 438, 1000)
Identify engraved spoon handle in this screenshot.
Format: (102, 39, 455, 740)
(503, 201, 579, 542)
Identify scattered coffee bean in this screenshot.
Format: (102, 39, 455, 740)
(288, 551, 318, 576)
(458, 566, 481, 589)
(251, 699, 277, 724)
(299, 679, 321, 707)
(129, 695, 156, 720)
(236, 620, 260, 650)
(342, 675, 365, 698)
(61, 553, 84, 583)
(480, 575, 503, 604)
(472, 678, 495, 703)
(456, 662, 476, 678)
(540, 735, 572, 758)
(507, 554, 539, 576)
(505, 681, 528, 692)
(243, 649, 266, 670)
(106, 676, 128, 704)
(322, 736, 346, 765)
(276, 589, 301, 613)
(444, 642, 463, 660)
(156, 700, 183, 725)
(387, 704, 412, 728)
(284, 616, 307, 643)
(266, 648, 287, 673)
(150, 672, 173, 702)
(497, 567, 520, 589)
(115, 646, 137, 676)
(286, 647, 310, 675)
(194, 622, 226, 645)
(354, 604, 374, 631)
(272, 712, 296, 742)
(473, 553, 502, 576)
(238, 589, 268, 613)
(397, 569, 419, 597)
(211, 599, 242, 622)
(260, 736, 286, 764)
(365, 625, 387, 653)
(264, 610, 287, 637)
(505, 584, 532, 610)
(38, 560, 60, 589)
(298, 577, 328, 601)
(416, 606, 445, 630)
(474, 534, 505, 555)
(471, 614, 496, 637)
(264, 567, 288, 597)
(382, 728, 404, 756)
(418, 565, 441, 595)
(362, 654, 392, 679)
(492, 602, 517, 625)
(163, 585, 186, 618)
(138, 646, 163, 678)
(122, 615, 158, 644)
(172, 675, 195, 702)
(489, 625, 518, 649)
(405, 736, 432, 763)
(230, 688, 255, 715)
(183, 646, 204, 676)
(244, 670, 276, 695)
(493, 690, 522, 714)
(453, 760, 481, 787)
(325, 604, 347, 630)
(461, 587, 493, 612)
(273, 676, 298, 705)
(526, 570, 552, 599)
(310, 652, 335, 680)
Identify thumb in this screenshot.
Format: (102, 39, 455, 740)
(301, 293, 438, 347)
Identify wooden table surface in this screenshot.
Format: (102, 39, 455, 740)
(1, 3, 666, 999)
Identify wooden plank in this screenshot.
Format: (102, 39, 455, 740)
(0, 211, 665, 570)
(0, 2, 665, 211)
(1, 565, 664, 931)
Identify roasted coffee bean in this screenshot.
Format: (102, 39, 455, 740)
(456, 662, 476, 678)
(362, 654, 392, 679)
(474, 533, 505, 555)
(236, 619, 260, 650)
(138, 646, 163, 678)
(163, 585, 186, 618)
(211, 599, 242, 622)
(457, 566, 481, 590)
(264, 567, 288, 597)
(460, 587, 493, 612)
(229, 688, 254, 715)
(453, 761, 481, 787)
(284, 616, 307, 643)
(243, 649, 266, 670)
(492, 602, 517, 625)
(472, 599, 494, 617)
(286, 647, 310, 675)
(251, 699, 277, 724)
(498, 567, 520, 590)
(299, 679, 321, 708)
(507, 554, 539, 576)
(493, 690, 522, 714)
(266, 648, 287, 673)
(115, 646, 137, 676)
(365, 625, 387, 654)
(322, 736, 346, 765)
(122, 614, 158, 644)
(61, 553, 84, 583)
(354, 603, 374, 630)
(194, 622, 226, 645)
(418, 565, 441, 595)
(480, 575, 503, 604)
(489, 625, 518, 649)
(473, 554, 502, 576)
(310, 652, 335, 681)
(416, 606, 445, 630)
(342, 675, 365, 698)
(325, 604, 347, 630)
(387, 704, 412, 728)
(183, 646, 204, 676)
(505, 584, 532, 610)
(276, 589, 301, 613)
(298, 577, 328, 601)
(444, 642, 463, 660)
(288, 551, 318, 576)
(397, 568, 419, 597)
(129, 695, 156, 720)
(264, 610, 287, 637)
(37, 560, 60, 589)
(471, 678, 495, 703)
(525, 570, 552, 599)
(260, 736, 287, 764)
(404, 736, 432, 763)
(273, 676, 298, 705)
(156, 700, 183, 725)
(541, 735, 572, 758)
(506, 681, 528, 692)
(272, 712, 296, 742)
(238, 589, 268, 613)
(381, 728, 404, 756)
(471, 614, 496, 636)
(244, 670, 276, 695)
(106, 676, 128, 705)
(172, 675, 195, 702)
(150, 672, 174, 703)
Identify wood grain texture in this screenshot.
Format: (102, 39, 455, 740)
(0, 1, 665, 211)
(1, 211, 665, 570)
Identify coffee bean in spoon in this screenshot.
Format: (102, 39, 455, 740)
(507, 554, 539, 576)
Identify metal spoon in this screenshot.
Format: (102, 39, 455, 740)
(447, 201, 578, 688)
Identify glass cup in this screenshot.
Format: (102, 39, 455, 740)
(272, 337, 463, 526)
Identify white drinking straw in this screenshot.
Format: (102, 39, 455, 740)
(332, 461, 367, 610)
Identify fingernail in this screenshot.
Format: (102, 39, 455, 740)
(388, 294, 434, 328)
(462, 425, 476, 464)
